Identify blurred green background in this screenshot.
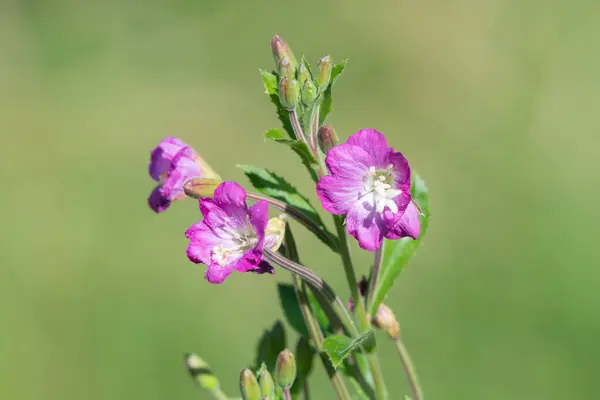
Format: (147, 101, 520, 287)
(2, 0, 599, 399)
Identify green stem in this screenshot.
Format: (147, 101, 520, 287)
(394, 339, 423, 400)
(246, 193, 338, 251)
(208, 387, 229, 400)
(333, 215, 387, 400)
(367, 242, 384, 312)
(263, 249, 358, 336)
(283, 388, 292, 400)
(293, 276, 351, 400)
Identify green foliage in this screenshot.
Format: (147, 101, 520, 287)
(319, 61, 346, 125)
(237, 164, 337, 251)
(263, 128, 319, 182)
(255, 321, 287, 372)
(368, 172, 431, 316)
(184, 353, 220, 391)
(290, 337, 315, 397)
(278, 283, 309, 337)
(260, 70, 295, 139)
(323, 330, 374, 369)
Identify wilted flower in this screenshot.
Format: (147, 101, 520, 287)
(185, 182, 283, 284)
(148, 137, 218, 213)
(316, 129, 416, 251)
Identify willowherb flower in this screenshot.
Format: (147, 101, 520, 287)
(316, 128, 417, 251)
(185, 182, 283, 284)
(148, 137, 218, 213)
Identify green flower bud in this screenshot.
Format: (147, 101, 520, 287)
(278, 77, 299, 110)
(301, 79, 317, 106)
(373, 303, 400, 340)
(258, 368, 275, 400)
(271, 35, 297, 72)
(184, 353, 219, 390)
(317, 124, 339, 154)
(277, 57, 295, 81)
(297, 62, 312, 87)
(274, 349, 296, 390)
(183, 177, 222, 199)
(316, 55, 332, 91)
(240, 369, 261, 400)
(265, 216, 286, 252)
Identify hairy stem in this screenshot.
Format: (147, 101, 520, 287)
(293, 276, 351, 400)
(367, 242, 384, 312)
(333, 215, 387, 400)
(394, 339, 423, 400)
(283, 388, 292, 400)
(263, 249, 358, 337)
(246, 193, 338, 251)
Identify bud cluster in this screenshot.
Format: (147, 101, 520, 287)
(239, 349, 297, 399)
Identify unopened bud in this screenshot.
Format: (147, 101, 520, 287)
(373, 303, 400, 340)
(277, 57, 294, 80)
(274, 349, 296, 389)
(297, 62, 312, 86)
(301, 79, 317, 106)
(185, 353, 219, 390)
(240, 369, 261, 400)
(271, 35, 297, 71)
(278, 77, 299, 110)
(258, 368, 275, 400)
(265, 216, 286, 252)
(317, 124, 339, 154)
(183, 178, 222, 199)
(316, 55, 332, 91)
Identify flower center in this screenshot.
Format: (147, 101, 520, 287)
(210, 226, 258, 267)
(362, 165, 402, 214)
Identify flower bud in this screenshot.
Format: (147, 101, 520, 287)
(373, 303, 400, 340)
(316, 55, 332, 91)
(277, 57, 295, 81)
(183, 177, 222, 199)
(271, 35, 297, 71)
(297, 62, 312, 87)
(317, 124, 339, 154)
(185, 353, 219, 390)
(240, 369, 261, 400)
(278, 77, 299, 110)
(301, 79, 317, 106)
(258, 368, 275, 400)
(274, 349, 296, 389)
(265, 216, 286, 252)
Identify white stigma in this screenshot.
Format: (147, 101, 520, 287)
(363, 165, 402, 214)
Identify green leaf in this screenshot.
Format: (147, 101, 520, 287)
(290, 337, 315, 397)
(260, 70, 295, 139)
(237, 164, 337, 251)
(319, 61, 346, 125)
(368, 172, 431, 315)
(323, 330, 374, 369)
(278, 283, 309, 337)
(255, 321, 287, 371)
(264, 128, 319, 182)
(184, 353, 220, 391)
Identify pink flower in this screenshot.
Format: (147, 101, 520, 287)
(317, 129, 417, 251)
(148, 137, 217, 213)
(185, 182, 278, 284)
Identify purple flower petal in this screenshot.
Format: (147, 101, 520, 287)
(249, 200, 269, 247)
(386, 201, 421, 240)
(149, 137, 188, 181)
(185, 222, 222, 264)
(387, 150, 411, 192)
(205, 264, 235, 284)
(316, 176, 363, 214)
(213, 182, 249, 223)
(148, 185, 171, 213)
(324, 144, 373, 179)
(346, 200, 386, 251)
(346, 129, 390, 167)
(252, 260, 275, 275)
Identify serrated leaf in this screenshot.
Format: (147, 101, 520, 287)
(323, 330, 374, 368)
(260, 70, 295, 139)
(368, 172, 430, 315)
(237, 164, 337, 251)
(255, 321, 287, 371)
(264, 128, 319, 182)
(319, 61, 346, 125)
